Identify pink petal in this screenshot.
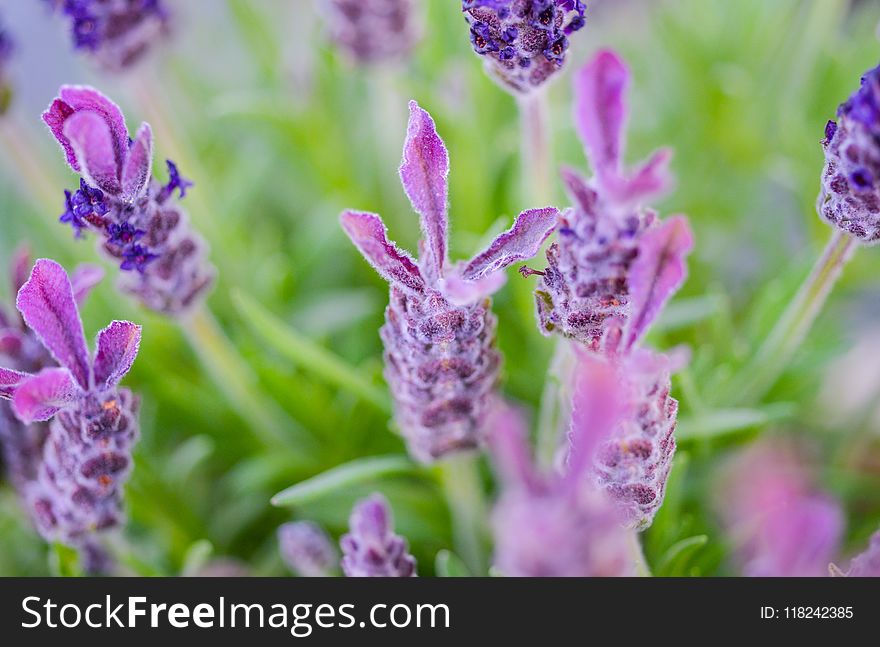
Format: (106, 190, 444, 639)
(63, 111, 123, 195)
(399, 101, 449, 284)
(605, 148, 674, 207)
(485, 402, 536, 490)
(0, 366, 29, 399)
(461, 208, 558, 281)
(70, 264, 105, 306)
(121, 122, 153, 202)
(439, 268, 507, 306)
(11, 368, 78, 423)
(93, 321, 142, 389)
(340, 211, 425, 295)
(560, 166, 598, 217)
(625, 216, 693, 349)
(42, 98, 79, 170)
(16, 259, 91, 390)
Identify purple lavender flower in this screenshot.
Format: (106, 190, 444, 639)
(278, 521, 339, 577)
(46, 0, 170, 71)
(340, 494, 416, 577)
(524, 50, 692, 351)
(43, 86, 215, 315)
(716, 442, 844, 577)
(818, 62, 880, 244)
(0, 259, 141, 552)
(341, 101, 557, 462)
(0, 13, 14, 115)
(488, 359, 636, 576)
(318, 0, 422, 65)
(841, 529, 880, 577)
(462, 1, 587, 95)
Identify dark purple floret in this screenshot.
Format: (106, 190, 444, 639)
(106, 221, 145, 246)
(119, 244, 158, 273)
(60, 179, 110, 236)
(161, 160, 193, 200)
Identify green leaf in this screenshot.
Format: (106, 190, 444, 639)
(233, 290, 392, 414)
(49, 543, 82, 578)
(272, 455, 419, 507)
(656, 535, 709, 576)
(651, 294, 725, 333)
(181, 540, 215, 577)
(677, 402, 796, 441)
(435, 550, 471, 577)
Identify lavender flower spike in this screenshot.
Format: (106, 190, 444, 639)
(0, 259, 141, 553)
(46, 0, 170, 71)
(340, 494, 416, 577)
(341, 101, 557, 462)
(462, 1, 587, 95)
(278, 521, 339, 577)
(318, 0, 422, 65)
(43, 85, 215, 315)
(840, 528, 880, 577)
(819, 61, 880, 243)
(0, 13, 13, 115)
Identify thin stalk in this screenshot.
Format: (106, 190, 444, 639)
(536, 337, 576, 470)
(628, 532, 651, 577)
(518, 91, 553, 205)
(438, 452, 488, 576)
(734, 230, 857, 404)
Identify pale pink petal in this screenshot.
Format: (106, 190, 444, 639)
(605, 148, 674, 207)
(11, 368, 78, 423)
(70, 264, 105, 306)
(439, 269, 507, 306)
(486, 401, 537, 490)
(120, 122, 153, 202)
(62, 111, 123, 195)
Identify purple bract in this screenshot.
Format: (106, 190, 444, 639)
(278, 521, 339, 577)
(340, 494, 416, 577)
(319, 0, 421, 65)
(844, 528, 880, 577)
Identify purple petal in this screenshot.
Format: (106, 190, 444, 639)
(70, 264, 105, 305)
(461, 208, 558, 281)
(62, 111, 123, 195)
(486, 402, 536, 490)
(606, 148, 674, 207)
(560, 166, 598, 216)
(340, 211, 425, 294)
(399, 101, 449, 284)
(625, 216, 693, 348)
(11, 368, 78, 423)
(93, 321, 142, 389)
(16, 259, 91, 390)
(121, 122, 153, 202)
(439, 269, 506, 306)
(42, 98, 79, 170)
(574, 49, 629, 178)
(0, 367, 29, 399)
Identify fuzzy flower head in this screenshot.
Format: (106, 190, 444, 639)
(0, 259, 141, 546)
(525, 50, 691, 352)
(341, 101, 557, 462)
(318, 0, 422, 65)
(716, 441, 844, 577)
(819, 62, 880, 244)
(47, 0, 170, 71)
(489, 359, 636, 577)
(0, 14, 13, 115)
(340, 494, 416, 577)
(43, 86, 215, 315)
(462, 1, 586, 95)
(278, 521, 339, 577)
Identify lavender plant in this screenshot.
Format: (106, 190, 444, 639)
(43, 85, 214, 316)
(0, 259, 141, 566)
(341, 100, 557, 463)
(340, 493, 416, 577)
(278, 521, 339, 577)
(46, 0, 170, 71)
(838, 529, 880, 577)
(318, 0, 421, 65)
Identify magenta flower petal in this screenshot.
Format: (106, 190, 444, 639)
(16, 259, 91, 389)
(574, 49, 628, 180)
(461, 208, 558, 281)
(559, 166, 598, 216)
(93, 321, 142, 389)
(62, 110, 123, 195)
(399, 101, 449, 284)
(606, 148, 674, 207)
(120, 122, 153, 202)
(340, 210, 425, 294)
(439, 268, 506, 306)
(625, 215, 693, 349)
(69, 264, 105, 305)
(11, 368, 78, 423)
(0, 367, 28, 399)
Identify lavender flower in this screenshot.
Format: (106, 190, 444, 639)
(318, 0, 421, 65)
(43, 85, 215, 315)
(341, 101, 557, 462)
(46, 0, 170, 71)
(340, 494, 416, 577)
(462, 1, 587, 95)
(278, 521, 339, 577)
(0, 13, 12, 114)
(716, 442, 844, 577)
(818, 62, 880, 244)
(841, 529, 880, 577)
(0, 259, 141, 552)
(488, 359, 636, 576)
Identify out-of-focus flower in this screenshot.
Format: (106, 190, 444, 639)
(716, 441, 844, 577)
(278, 521, 339, 577)
(43, 86, 215, 315)
(318, 0, 421, 65)
(0, 13, 13, 114)
(489, 358, 637, 576)
(839, 528, 880, 577)
(462, 1, 587, 95)
(818, 62, 880, 244)
(341, 101, 557, 463)
(0, 259, 141, 554)
(46, 0, 170, 71)
(340, 494, 416, 577)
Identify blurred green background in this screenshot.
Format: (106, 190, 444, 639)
(1, 0, 879, 576)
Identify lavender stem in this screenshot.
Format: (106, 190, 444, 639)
(438, 453, 488, 576)
(518, 90, 553, 204)
(627, 532, 651, 577)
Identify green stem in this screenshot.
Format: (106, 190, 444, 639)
(518, 91, 553, 205)
(734, 230, 856, 404)
(628, 532, 652, 577)
(536, 337, 576, 470)
(438, 453, 488, 576)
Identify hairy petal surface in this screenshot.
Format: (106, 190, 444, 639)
(340, 211, 425, 294)
(462, 208, 558, 281)
(11, 368, 78, 423)
(93, 321, 142, 389)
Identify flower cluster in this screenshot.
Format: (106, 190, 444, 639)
(46, 0, 169, 71)
(319, 0, 421, 65)
(462, 0, 586, 94)
(43, 86, 215, 315)
(0, 12, 13, 114)
(818, 62, 880, 244)
(0, 259, 141, 557)
(341, 101, 557, 463)
(278, 521, 339, 577)
(340, 494, 416, 577)
(841, 528, 880, 577)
